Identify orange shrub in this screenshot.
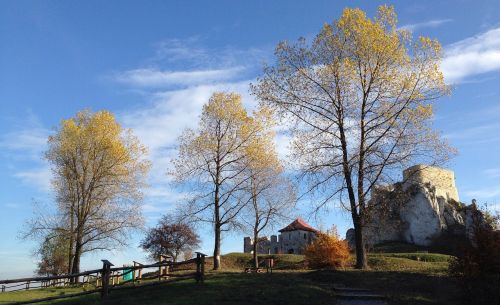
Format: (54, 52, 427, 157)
(304, 231, 350, 269)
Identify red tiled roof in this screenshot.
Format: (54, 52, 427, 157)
(278, 218, 318, 233)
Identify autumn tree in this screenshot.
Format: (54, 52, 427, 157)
(36, 232, 69, 276)
(252, 6, 452, 269)
(171, 92, 262, 270)
(240, 108, 295, 268)
(24, 110, 150, 278)
(140, 215, 200, 262)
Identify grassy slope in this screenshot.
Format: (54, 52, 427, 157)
(0, 252, 460, 305)
(309, 254, 460, 305)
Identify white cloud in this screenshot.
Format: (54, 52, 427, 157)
(0, 112, 52, 192)
(14, 166, 52, 192)
(114, 38, 269, 210)
(442, 27, 500, 83)
(120, 81, 257, 190)
(400, 19, 452, 31)
(465, 186, 500, 200)
(113, 66, 246, 88)
(0, 114, 50, 160)
(4, 203, 21, 209)
(483, 168, 500, 178)
(443, 122, 500, 145)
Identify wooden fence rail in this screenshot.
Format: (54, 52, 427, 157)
(0, 252, 207, 305)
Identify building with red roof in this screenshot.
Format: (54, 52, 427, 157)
(243, 218, 318, 255)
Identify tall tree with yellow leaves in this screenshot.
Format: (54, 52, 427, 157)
(171, 92, 264, 270)
(24, 110, 150, 278)
(252, 6, 453, 269)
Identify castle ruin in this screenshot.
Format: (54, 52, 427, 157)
(346, 164, 488, 248)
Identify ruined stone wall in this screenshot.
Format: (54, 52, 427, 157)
(243, 231, 316, 254)
(243, 235, 280, 254)
(403, 165, 459, 202)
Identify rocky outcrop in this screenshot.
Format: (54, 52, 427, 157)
(346, 165, 487, 248)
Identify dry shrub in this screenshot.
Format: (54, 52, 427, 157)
(449, 207, 500, 305)
(304, 231, 350, 269)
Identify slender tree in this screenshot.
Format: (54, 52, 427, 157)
(171, 92, 263, 270)
(24, 110, 150, 278)
(240, 108, 295, 267)
(252, 6, 452, 269)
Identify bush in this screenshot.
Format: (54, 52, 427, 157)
(449, 207, 500, 305)
(304, 231, 349, 269)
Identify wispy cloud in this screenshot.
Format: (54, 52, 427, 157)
(0, 112, 52, 193)
(113, 66, 246, 88)
(400, 18, 452, 31)
(14, 166, 52, 192)
(111, 37, 269, 89)
(483, 168, 500, 178)
(444, 122, 500, 142)
(113, 38, 276, 215)
(442, 27, 500, 83)
(3, 203, 22, 209)
(0, 113, 50, 160)
(465, 186, 500, 200)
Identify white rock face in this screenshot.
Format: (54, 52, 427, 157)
(401, 191, 442, 245)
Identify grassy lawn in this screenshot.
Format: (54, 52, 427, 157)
(0, 272, 337, 305)
(0, 287, 90, 305)
(307, 254, 460, 305)
(0, 252, 460, 305)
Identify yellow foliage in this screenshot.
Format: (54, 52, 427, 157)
(47, 109, 150, 204)
(304, 231, 350, 269)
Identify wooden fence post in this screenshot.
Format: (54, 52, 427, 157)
(158, 255, 164, 281)
(158, 255, 172, 281)
(133, 261, 143, 281)
(100, 260, 114, 299)
(195, 252, 206, 283)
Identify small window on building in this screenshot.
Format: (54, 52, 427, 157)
(304, 233, 306, 239)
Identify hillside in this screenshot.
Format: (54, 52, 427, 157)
(0, 251, 459, 305)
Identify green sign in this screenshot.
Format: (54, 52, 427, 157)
(122, 268, 133, 281)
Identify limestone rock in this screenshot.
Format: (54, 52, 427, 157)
(345, 165, 484, 248)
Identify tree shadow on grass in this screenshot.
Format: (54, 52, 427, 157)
(45, 272, 337, 305)
(305, 269, 461, 305)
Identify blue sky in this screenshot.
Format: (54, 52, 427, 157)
(2, 0, 500, 278)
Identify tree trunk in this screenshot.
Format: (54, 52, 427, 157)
(252, 229, 259, 269)
(67, 202, 75, 275)
(251, 177, 259, 269)
(353, 217, 368, 269)
(71, 226, 83, 283)
(71, 241, 82, 283)
(213, 224, 221, 270)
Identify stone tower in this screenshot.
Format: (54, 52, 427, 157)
(403, 165, 459, 202)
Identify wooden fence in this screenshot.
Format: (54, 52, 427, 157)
(0, 252, 207, 305)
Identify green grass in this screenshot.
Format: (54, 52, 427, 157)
(2, 273, 337, 305)
(375, 252, 452, 263)
(216, 252, 305, 270)
(309, 252, 460, 305)
(0, 287, 88, 304)
(0, 252, 460, 305)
